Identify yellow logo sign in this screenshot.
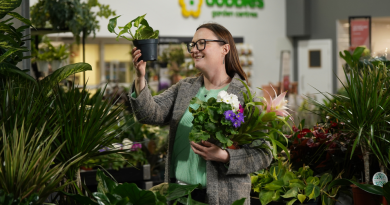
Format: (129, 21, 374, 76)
(179, 0, 203, 18)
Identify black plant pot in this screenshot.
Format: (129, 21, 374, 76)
(133, 39, 159, 62)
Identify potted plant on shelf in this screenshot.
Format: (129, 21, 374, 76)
(48, 43, 69, 71)
(251, 160, 340, 205)
(108, 14, 159, 61)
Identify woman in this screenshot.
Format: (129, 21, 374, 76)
(130, 23, 272, 205)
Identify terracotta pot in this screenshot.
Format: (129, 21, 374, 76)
(383, 196, 388, 205)
(228, 141, 240, 149)
(351, 184, 382, 205)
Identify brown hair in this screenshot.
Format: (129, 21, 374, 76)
(196, 23, 248, 82)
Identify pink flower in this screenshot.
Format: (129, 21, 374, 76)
(239, 104, 244, 113)
(262, 87, 290, 118)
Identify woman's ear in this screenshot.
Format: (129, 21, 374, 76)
(222, 44, 230, 55)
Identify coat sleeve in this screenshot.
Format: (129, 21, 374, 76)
(128, 79, 180, 126)
(225, 86, 273, 175)
(225, 142, 272, 175)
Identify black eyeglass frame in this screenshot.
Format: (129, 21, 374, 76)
(187, 39, 226, 53)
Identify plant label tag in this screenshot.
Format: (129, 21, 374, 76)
(373, 172, 388, 187)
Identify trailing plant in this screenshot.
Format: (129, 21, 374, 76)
(30, 0, 116, 43)
(307, 47, 390, 184)
(108, 14, 159, 41)
(251, 160, 340, 205)
(0, 121, 84, 204)
(65, 169, 247, 205)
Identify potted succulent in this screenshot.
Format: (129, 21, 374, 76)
(108, 14, 159, 61)
(251, 160, 340, 205)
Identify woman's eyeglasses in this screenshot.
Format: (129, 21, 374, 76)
(186, 39, 226, 53)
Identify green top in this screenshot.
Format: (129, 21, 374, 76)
(171, 84, 229, 188)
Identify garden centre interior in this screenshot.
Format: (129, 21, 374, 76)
(2, 0, 390, 204)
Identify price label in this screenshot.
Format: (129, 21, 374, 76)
(373, 172, 388, 187)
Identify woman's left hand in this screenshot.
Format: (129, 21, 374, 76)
(190, 141, 230, 163)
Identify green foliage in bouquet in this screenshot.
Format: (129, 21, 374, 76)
(108, 14, 159, 41)
(189, 79, 291, 159)
(251, 160, 339, 205)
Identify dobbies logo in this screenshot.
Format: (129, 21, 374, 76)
(179, 0, 203, 18)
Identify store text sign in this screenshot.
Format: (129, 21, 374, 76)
(179, 0, 264, 18)
(350, 19, 370, 49)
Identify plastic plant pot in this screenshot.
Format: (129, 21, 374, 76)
(133, 39, 158, 62)
(36, 60, 49, 76)
(51, 60, 62, 71)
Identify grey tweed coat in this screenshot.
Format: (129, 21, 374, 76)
(129, 74, 272, 205)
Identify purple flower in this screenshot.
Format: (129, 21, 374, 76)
(224, 110, 236, 121)
(233, 121, 242, 128)
(235, 113, 245, 123)
(99, 147, 107, 152)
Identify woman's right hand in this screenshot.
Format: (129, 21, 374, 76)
(132, 47, 146, 78)
(132, 47, 146, 95)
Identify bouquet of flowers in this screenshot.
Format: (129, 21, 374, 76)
(189, 80, 292, 158)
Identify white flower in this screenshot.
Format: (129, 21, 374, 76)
(217, 90, 228, 102)
(112, 143, 123, 150)
(122, 138, 133, 150)
(232, 101, 240, 112)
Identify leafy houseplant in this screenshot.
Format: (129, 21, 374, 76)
(251, 160, 339, 205)
(66, 169, 247, 205)
(30, 0, 116, 43)
(108, 14, 159, 61)
(307, 47, 390, 184)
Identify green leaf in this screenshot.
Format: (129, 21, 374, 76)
(0, 62, 37, 84)
(114, 183, 157, 204)
(289, 181, 305, 189)
(61, 192, 99, 205)
(297, 194, 307, 204)
(305, 184, 320, 200)
(107, 15, 121, 33)
(286, 199, 297, 205)
(204, 122, 217, 132)
(215, 131, 233, 147)
(264, 180, 284, 191)
(133, 14, 147, 28)
(352, 47, 365, 62)
(232, 198, 246, 205)
(328, 179, 384, 196)
(40, 62, 92, 90)
(96, 169, 118, 194)
(261, 112, 277, 122)
(271, 190, 281, 201)
(319, 173, 332, 188)
(283, 171, 297, 186)
(0, 0, 22, 19)
(306, 176, 320, 186)
(165, 183, 201, 201)
(93, 192, 111, 204)
(7, 12, 32, 26)
(259, 190, 274, 205)
(281, 187, 298, 198)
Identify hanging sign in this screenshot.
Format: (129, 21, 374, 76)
(349, 16, 371, 50)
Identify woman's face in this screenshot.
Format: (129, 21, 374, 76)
(190, 28, 225, 71)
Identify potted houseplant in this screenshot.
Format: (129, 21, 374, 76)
(251, 160, 340, 205)
(108, 14, 159, 61)
(307, 47, 390, 204)
(48, 43, 69, 71)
